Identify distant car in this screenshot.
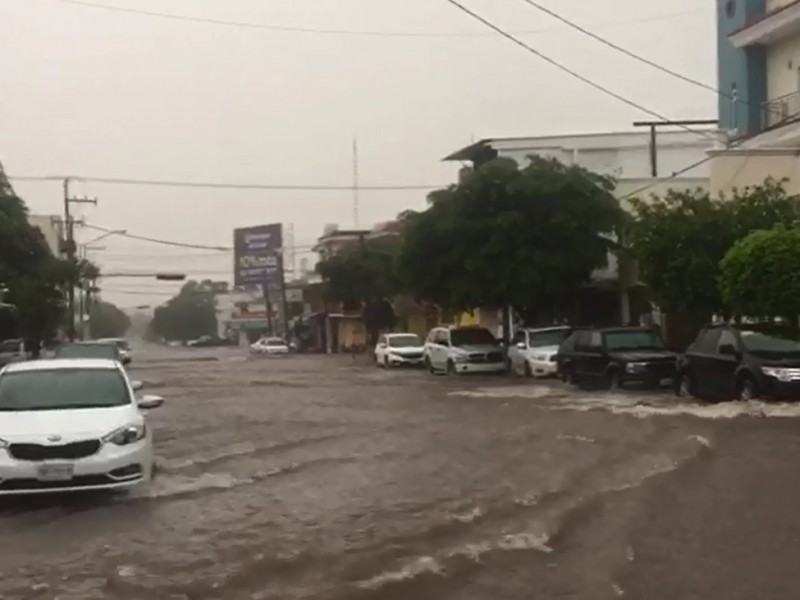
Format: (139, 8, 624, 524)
(507, 326, 572, 378)
(424, 326, 505, 375)
(557, 327, 677, 389)
(55, 341, 130, 366)
(186, 335, 231, 348)
(0, 358, 164, 495)
(250, 337, 290, 355)
(677, 325, 800, 402)
(374, 333, 425, 367)
(96, 338, 132, 364)
(0, 339, 24, 368)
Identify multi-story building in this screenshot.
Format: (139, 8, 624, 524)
(712, 0, 800, 193)
(28, 215, 63, 257)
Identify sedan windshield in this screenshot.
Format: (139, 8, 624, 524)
(604, 330, 665, 351)
(529, 328, 571, 348)
(0, 369, 131, 411)
(741, 331, 800, 357)
(265, 338, 286, 346)
(450, 328, 497, 347)
(388, 335, 422, 348)
(55, 343, 119, 360)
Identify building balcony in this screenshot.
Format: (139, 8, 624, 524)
(729, 0, 800, 48)
(762, 91, 800, 129)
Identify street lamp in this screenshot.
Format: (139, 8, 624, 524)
(79, 229, 127, 259)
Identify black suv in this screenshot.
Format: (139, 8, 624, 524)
(677, 324, 800, 402)
(557, 327, 677, 389)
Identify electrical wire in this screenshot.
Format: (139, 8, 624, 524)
(517, 0, 732, 102)
(84, 223, 232, 251)
(11, 174, 444, 191)
(47, 0, 706, 38)
(441, 0, 717, 142)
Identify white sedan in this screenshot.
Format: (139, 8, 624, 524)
(250, 337, 290, 355)
(374, 333, 426, 367)
(0, 358, 164, 495)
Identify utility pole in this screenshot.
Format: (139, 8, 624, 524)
(632, 119, 718, 177)
(63, 177, 97, 341)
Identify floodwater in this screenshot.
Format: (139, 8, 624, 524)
(2, 346, 800, 599)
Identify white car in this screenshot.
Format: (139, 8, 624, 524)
(0, 358, 164, 496)
(250, 337, 290, 355)
(424, 326, 506, 375)
(374, 333, 426, 367)
(507, 326, 572, 378)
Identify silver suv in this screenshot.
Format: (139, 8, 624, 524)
(424, 326, 505, 375)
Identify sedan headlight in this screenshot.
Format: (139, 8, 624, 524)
(452, 353, 469, 363)
(532, 354, 548, 362)
(103, 423, 146, 446)
(625, 362, 648, 373)
(762, 366, 792, 382)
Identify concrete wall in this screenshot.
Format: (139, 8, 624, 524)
(710, 149, 800, 194)
(766, 34, 800, 99)
(28, 215, 62, 256)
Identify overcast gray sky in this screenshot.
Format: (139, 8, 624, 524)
(1, 0, 716, 308)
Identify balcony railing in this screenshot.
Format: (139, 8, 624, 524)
(761, 91, 800, 129)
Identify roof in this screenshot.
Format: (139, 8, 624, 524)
(4, 358, 121, 373)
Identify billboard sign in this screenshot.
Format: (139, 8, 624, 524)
(233, 224, 284, 288)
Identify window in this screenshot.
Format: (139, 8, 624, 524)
(603, 330, 665, 351)
(574, 331, 592, 350)
(589, 332, 602, 348)
(528, 328, 572, 348)
(0, 369, 131, 411)
(741, 331, 800, 357)
(450, 328, 497, 347)
(716, 329, 738, 354)
(693, 329, 721, 354)
(559, 332, 578, 352)
(388, 334, 422, 348)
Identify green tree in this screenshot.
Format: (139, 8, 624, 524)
(398, 156, 623, 324)
(88, 300, 131, 338)
(316, 237, 400, 344)
(628, 180, 800, 325)
(149, 280, 218, 342)
(719, 225, 800, 321)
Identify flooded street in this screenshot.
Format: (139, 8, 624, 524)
(3, 346, 800, 599)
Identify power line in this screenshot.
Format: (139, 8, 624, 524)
(47, 0, 706, 38)
(84, 223, 232, 251)
(11, 174, 443, 191)
(517, 0, 732, 102)
(441, 0, 716, 142)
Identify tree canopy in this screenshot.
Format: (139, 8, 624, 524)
(719, 225, 800, 320)
(398, 156, 623, 323)
(627, 180, 800, 321)
(149, 280, 219, 342)
(89, 300, 131, 339)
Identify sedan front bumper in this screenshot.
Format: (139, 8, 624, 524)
(0, 439, 153, 495)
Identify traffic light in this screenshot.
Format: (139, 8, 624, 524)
(155, 273, 186, 281)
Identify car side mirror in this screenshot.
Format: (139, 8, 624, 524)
(719, 344, 740, 358)
(131, 380, 143, 392)
(137, 394, 164, 410)
(516, 342, 526, 350)
(122, 356, 131, 365)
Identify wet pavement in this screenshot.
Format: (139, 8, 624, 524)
(2, 346, 800, 599)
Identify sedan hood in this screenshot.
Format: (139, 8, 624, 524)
(611, 350, 677, 362)
(454, 344, 502, 353)
(0, 405, 138, 442)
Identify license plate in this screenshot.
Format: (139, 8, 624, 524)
(37, 464, 74, 482)
(659, 377, 673, 387)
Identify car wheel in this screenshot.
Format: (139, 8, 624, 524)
(607, 370, 622, 391)
(383, 356, 390, 368)
(676, 373, 694, 399)
(737, 377, 757, 402)
(425, 356, 435, 374)
(561, 366, 574, 385)
(446, 359, 457, 375)
(524, 361, 533, 378)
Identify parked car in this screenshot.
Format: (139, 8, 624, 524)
(0, 339, 24, 368)
(250, 337, 290, 355)
(97, 338, 132, 364)
(187, 335, 232, 348)
(507, 326, 572, 378)
(55, 341, 130, 366)
(677, 325, 800, 402)
(557, 326, 677, 389)
(374, 333, 425, 368)
(424, 326, 505, 375)
(0, 358, 164, 495)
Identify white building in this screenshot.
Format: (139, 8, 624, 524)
(28, 215, 63, 256)
(444, 129, 713, 203)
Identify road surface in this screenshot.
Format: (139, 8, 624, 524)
(2, 345, 800, 599)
